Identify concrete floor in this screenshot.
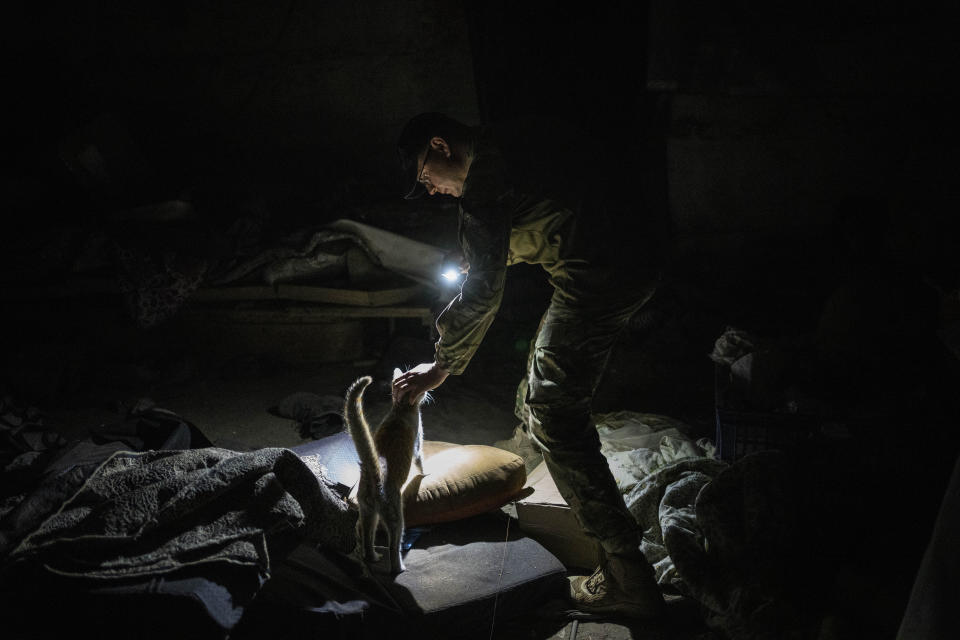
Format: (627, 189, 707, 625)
(30, 314, 526, 452)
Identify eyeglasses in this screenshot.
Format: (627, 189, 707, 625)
(417, 146, 432, 186)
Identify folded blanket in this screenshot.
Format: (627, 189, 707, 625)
(8, 447, 356, 579)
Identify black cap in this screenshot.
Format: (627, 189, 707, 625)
(396, 112, 458, 200)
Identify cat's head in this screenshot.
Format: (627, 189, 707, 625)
(392, 367, 432, 406)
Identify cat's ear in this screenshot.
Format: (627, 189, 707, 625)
(393, 367, 403, 381)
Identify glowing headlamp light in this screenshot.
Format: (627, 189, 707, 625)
(439, 263, 464, 285)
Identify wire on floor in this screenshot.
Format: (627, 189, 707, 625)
(487, 510, 512, 640)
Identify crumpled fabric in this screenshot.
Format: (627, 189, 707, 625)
(595, 411, 716, 493)
(114, 224, 386, 328)
(710, 326, 760, 366)
(593, 411, 821, 637)
(274, 391, 345, 440)
(0, 447, 118, 558)
(115, 246, 207, 329)
(204, 228, 365, 287)
(625, 457, 728, 589)
(629, 450, 824, 640)
(1, 396, 70, 505)
(7, 447, 356, 580)
(1, 396, 67, 471)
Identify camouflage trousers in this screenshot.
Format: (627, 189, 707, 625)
(516, 269, 658, 557)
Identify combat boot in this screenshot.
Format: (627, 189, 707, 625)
(568, 552, 666, 618)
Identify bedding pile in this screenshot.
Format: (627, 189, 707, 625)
(595, 411, 826, 640)
(0, 399, 358, 636)
(7, 447, 355, 579)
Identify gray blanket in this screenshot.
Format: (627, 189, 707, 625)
(9, 447, 356, 579)
(630, 451, 822, 640)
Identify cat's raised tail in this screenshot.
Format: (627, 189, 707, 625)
(344, 375, 380, 483)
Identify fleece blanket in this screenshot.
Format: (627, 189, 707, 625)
(7, 447, 356, 579)
(596, 413, 822, 640)
(594, 411, 727, 592)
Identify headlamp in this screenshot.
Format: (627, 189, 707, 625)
(439, 263, 465, 286)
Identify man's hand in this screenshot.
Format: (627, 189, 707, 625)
(393, 361, 450, 405)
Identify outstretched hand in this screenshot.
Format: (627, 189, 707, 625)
(393, 362, 450, 405)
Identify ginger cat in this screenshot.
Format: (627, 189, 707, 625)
(344, 370, 426, 573)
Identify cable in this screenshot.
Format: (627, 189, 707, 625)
(487, 512, 512, 640)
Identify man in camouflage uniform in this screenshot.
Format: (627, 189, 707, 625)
(392, 112, 666, 618)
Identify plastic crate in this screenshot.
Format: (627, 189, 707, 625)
(714, 407, 822, 462)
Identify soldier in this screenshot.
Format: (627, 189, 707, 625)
(392, 112, 666, 618)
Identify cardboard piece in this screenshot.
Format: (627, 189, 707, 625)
(515, 461, 602, 571)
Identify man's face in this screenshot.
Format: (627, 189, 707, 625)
(417, 137, 467, 198)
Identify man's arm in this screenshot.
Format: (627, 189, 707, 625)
(393, 143, 512, 403)
(393, 197, 511, 403)
(432, 200, 511, 374)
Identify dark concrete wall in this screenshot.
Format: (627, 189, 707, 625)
(5, 1, 480, 211)
(4, 2, 956, 292)
(647, 1, 959, 306)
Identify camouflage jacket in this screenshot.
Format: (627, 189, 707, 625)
(434, 118, 659, 375)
